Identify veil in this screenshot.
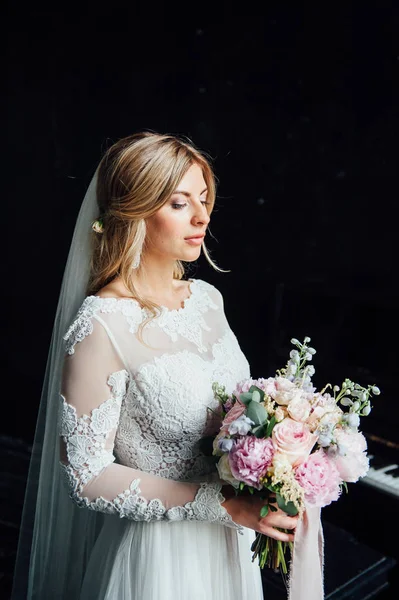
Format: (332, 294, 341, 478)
(12, 164, 107, 599)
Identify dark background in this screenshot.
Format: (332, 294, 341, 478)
(3, 2, 399, 598)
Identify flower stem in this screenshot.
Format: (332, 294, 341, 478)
(251, 533, 291, 574)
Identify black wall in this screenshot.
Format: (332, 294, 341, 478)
(5, 2, 398, 448)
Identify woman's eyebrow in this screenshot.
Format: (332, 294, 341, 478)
(172, 187, 208, 197)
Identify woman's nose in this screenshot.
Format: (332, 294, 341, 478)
(192, 205, 210, 226)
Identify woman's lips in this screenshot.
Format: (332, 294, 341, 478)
(184, 235, 204, 245)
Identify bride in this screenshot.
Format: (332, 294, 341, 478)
(12, 131, 298, 599)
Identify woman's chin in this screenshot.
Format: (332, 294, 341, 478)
(179, 249, 202, 262)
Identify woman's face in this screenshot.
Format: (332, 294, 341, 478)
(145, 163, 211, 263)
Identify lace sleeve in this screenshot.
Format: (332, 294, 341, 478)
(59, 314, 243, 533)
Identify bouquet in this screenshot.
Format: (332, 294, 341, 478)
(210, 336, 380, 573)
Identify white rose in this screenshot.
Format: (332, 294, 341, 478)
(216, 453, 239, 488)
(287, 396, 311, 422)
(274, 377, 302, 406)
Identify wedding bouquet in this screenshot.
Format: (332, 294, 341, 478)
(210, 336, 380, 573)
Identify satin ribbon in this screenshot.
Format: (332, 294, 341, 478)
(288, 504, 324, 600)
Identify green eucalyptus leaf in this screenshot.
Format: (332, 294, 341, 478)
(246, 401, 268, 426)
(249, 385, 265, 402)
(276, 494, 298, 516)
(251, 390, 261, 403)
(240, 392, 253, 406)
(252, 424, 267, 438)
(260, 505, 269, 518)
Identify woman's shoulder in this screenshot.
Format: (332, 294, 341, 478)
(191, 277, 218, 291)
(94, 280, 134, 300)
(192, 278, 224, 309)
(62, 293, 142, 356)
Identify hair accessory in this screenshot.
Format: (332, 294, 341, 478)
(92, 218, 104, 233)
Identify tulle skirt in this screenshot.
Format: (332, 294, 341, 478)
(79, 517, 264, 600)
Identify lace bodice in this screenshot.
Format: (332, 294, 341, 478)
(59, 278, 250, 530)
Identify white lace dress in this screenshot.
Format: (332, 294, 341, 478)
(59, 278, 264, 600)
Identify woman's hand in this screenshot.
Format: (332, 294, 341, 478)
(221, 487, 298, 542)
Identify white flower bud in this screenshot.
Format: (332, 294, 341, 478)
(343, 413, 360, 429)
(307, 347, 316, 355)
(371, 386, 381, 395)
(351, 400, 360, 411)
(291, 338, 300, 346)
(305, 352, 313, 361)
(304, 336, 311, 343)
(340, 398, 353, 406)
(333, 385, 340, 392)
(318, 433, 332, 447)
(361, 405, 371, 416)
(91, 219, 104, 233)
(290, 350, 300, 361)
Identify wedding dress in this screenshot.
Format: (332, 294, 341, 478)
(59, 276, 264, 600)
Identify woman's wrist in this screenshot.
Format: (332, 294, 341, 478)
(220, 485, 236, 509)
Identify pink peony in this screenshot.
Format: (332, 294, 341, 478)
(295, 449, 342, 507)
(333, 452, 369, 483)
(334, 428, 367, 453)
(331, 428, 369, 482)
(272, 418, 318, 467)
(233, 377, 277, 398)
(229, 436, 275, 489)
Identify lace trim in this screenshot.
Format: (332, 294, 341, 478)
(59, 369, 129, 495)
(63, 298, 97, 355)
(62, 279, 220, 354)
(166, 482, 244, 533)
(62, 471, 243, 533)
(149, 283, 218, 352)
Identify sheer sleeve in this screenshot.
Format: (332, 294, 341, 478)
(59, 315, 243, 532)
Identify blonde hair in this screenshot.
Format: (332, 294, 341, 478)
(87, 131, 225, 336)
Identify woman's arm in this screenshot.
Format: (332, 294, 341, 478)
(59, 315, 241, 530)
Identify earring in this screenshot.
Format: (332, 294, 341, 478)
(132, 250, 141, 270)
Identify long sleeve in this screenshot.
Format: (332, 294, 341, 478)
(59, 314, 242, 532)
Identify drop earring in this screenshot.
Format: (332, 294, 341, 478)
(132, 249, 141, 269)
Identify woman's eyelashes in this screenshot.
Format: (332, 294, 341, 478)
(171, 199, 209, 210)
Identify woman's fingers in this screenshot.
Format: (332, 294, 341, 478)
(261, 512, 298, 530)
(261, 525, 295, 543)
(280, 515, 298, 530)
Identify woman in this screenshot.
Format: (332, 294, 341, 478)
(12, 132, 298, 599)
